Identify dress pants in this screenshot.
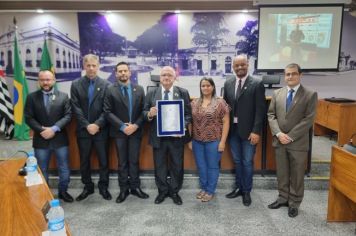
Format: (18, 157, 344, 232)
(77, 137, 109, 191)
(115, 136, 141, 191)
(153, 137, 184, 195)
(275, 146, 307, 208)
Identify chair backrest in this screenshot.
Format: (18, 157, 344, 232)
(262, 75, 281, 89)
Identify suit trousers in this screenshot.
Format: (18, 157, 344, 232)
(77, 137, 109, 191)
(275, 146, 307, 208)
(153, 137, 184, 195)
(114, 136, 141, 191)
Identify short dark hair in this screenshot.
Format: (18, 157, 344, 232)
(199, 77, 216, 98)
(285, 63, 302, 74)
(115, 61, 130, 71)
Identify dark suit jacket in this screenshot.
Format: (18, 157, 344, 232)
(70, 76, 110, 139)
(104, 82, 145, 138)
(24, 89, 71, 149)
(268, 85, 318, 151)
(223, 75, 266, 139)
(143, 86, 192, 148)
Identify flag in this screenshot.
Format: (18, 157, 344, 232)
(40, 39, 57, 89)
(0, 66, 14, 139)
(40, 39, 55, 73)
(13, 35, 30, 140)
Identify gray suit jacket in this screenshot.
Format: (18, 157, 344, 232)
(24, 89, 71, 149)
(70, 76, 110, 139)
(223, 75, 266, 139)
(143, 86, 192, 148)
(104, 82, 145, 138)
(268, 85, 318, 151)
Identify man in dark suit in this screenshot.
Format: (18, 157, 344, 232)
(104, 62, 149, 203)
(70, 54, 111, 201)
(223, 55, 266, 206)
(143, 66, 192, 205)
(267, 63, 317, 217)
(24, 70, 73, 202)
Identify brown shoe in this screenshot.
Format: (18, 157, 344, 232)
(201, 194, 214, 202)
(196, 190, 206, 199)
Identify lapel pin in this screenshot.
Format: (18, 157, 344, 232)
(174, 93, 179, 97)
(97, 88, 100, 91)
(134, 88, 136, 92)
(52, 95, 56, 100)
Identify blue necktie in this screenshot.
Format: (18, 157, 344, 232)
(88, 80, 95, 105)
(164, 90, 169, 100)
(286, 89, 294, 111)
(45, 93, 52, 113)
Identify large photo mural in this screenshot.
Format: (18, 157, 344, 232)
(0, 11, 355, 98)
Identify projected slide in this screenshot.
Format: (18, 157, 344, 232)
(257, 6, 343, 71)
(276, 14, 333, 48)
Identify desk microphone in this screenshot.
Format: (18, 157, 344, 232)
(7, 150, 30, 176)
(343, 133, 356, 155)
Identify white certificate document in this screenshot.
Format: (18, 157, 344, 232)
(156, 99, 185, 136)
(161, 103, 181, 132)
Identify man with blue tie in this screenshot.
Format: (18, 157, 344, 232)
(143, 66, 192, 205)
(104, 62, 149, 203)
(267, 63, 317, 217)
(24, 70, 73, 202)
(70, 54, 111, 201)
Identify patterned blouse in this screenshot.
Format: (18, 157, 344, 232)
(191, 97, 230, 142)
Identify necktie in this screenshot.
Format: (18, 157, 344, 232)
(286, 89, 294, 111)
(234, 79, 242, 118)
(45, 93, 52, 113)
(236, 79, 242, 98)
(123, 86, 129, 98)
(164, 90, 169, 100)
(88, 80, 95, 105)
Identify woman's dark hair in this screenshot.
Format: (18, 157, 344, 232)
(199, 77, 216, 99)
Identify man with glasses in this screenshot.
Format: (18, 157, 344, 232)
(143, 66, 192, 205)
(25, 70, 73, 202)
(267, 63, 317, 217)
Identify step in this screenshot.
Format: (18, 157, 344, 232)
(47, 173, 329, 191)
(310, 160, 331, 177)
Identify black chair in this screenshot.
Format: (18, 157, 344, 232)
(262, 75, 281, 89)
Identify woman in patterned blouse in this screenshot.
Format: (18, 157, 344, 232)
(189, 77, 230, 202)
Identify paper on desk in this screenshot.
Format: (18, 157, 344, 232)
(25, 173, 44, 186)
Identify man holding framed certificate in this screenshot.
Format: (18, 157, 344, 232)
(144, 66, 192, 205)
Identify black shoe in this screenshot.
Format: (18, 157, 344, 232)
(58, 191, 74, 203)
(268, 200, 289, 209)
(116, 190, 129, 203)
(154, 193, 167, 204)
(76, 189, 94, 201)
(242, 192, 252, 206)
(288, 207, 298, 218)
(130, 188, 149, 199)
(170, 193, 183, 205)
(100, 189, 112, 200)
(226, 188, 243, 199)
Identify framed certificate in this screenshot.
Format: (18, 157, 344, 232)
(156, 99, 185, 137)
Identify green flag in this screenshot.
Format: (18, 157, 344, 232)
(40, 39, 55, 73)
(40, 39, 57, 89)
(13, 35, 30, 140)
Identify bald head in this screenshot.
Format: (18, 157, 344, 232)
(233, 55, 249, 78)
(160, 66, 176, 90)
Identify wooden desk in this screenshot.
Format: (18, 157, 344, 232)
(327, 145, 356, 222)
(314, 99, 356, 146)
(0, 159, 71, 235)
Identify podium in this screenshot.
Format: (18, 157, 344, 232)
(327, 145, 356, 222)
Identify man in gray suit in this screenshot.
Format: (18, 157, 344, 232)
(143, 66, 192, 205)
(223, 55, 266, 206)
(267, 63, 317, 217)
(104, 61, 149, 203)
(25, 70, 73, 202)
(71, 54, 111, 201)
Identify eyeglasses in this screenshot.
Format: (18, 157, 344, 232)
(160, 73, 174, 77)
(38, 79, 54, 82)
(285, 72, 299, 77)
